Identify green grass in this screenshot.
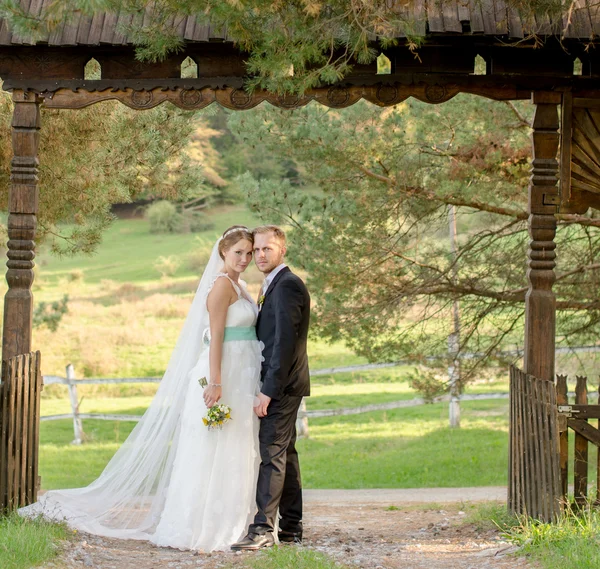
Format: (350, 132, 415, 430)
(0, 513, 71, 569)
(38, 397, 510, 490)
(503, 505, 600, 569)
(36, 206, 262, 287)
(240, 547, 349, 569)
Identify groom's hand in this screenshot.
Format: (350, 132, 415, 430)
(254, 393, 271, 417)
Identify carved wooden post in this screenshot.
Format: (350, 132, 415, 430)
(2, 91, 40, 361)
(523, 92, 560, 382)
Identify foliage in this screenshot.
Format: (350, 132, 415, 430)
(33, 294, 68, 332)
(0, 87, 222, 255)
(0, 512, 70, 569)
(0, 1, 584, 94)
(146, 200, 182, 233)
(406, 368, 448, 403)
(504, 504, 600, 569)
(231, 96, 600, 382)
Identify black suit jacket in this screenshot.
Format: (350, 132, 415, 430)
(256, 267, 310, 400)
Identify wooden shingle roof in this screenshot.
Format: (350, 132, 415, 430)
(0, 0, 599, 47)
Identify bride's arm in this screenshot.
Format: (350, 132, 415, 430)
(204, 277, 236, 407)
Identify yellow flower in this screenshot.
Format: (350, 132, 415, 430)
(258, 294, 266, 306)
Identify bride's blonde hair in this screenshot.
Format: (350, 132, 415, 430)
(218, 225, 253, 259)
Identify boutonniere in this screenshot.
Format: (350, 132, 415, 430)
(258, 295, 265, 307)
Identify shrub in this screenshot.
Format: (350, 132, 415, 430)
(146, 200, 182, 233)
(154, 255, 181, 278)
(182, 210, 215, 233)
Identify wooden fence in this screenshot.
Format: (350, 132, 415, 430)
(42, 364, 511, 443)
(508, 366, 561, 522)
(0, 352, 42, 511)
(556, 374, 600, 505)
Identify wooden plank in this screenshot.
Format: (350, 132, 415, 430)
(556, 375, 569, 501)
(12, 356, 24, 508)
(569, 418, 600, 446)
(493, 0, 509, 35)
(19, 355, 29, 506)
(570, 161, 600, 192)
(442, 0, 462, 32)
(535, 378, 550, 520)
(571, 175, 600, 195)
(26, 354, 35, 503)
(6, 359, 17, 509)
(426, 0, 444, 32)
(99, 13, 119, 44)
(522, 372, 534, 516)
(508, 367, 515, 511)
(539, 378, 560, 520)
(590, 0, 600, 36)
(560, 92, 573, 207)
(480, 0, 497, 34)
(545, 379, 562, 519)
(515, 368, 526, 514)
(560, 404, 600, 419)
(60, 8, 82, 46)
(75, 13, 93, 45)
(571, 109, 600, 173)
(574, 376, 588, 503)
(411, 0, 427, 35)
(113, 12, 133, 45)
(31, 352, 41, 501)
(0, 362, 9, 510)
(87, 12, 106, 45)
(184, 15, 197, 41)
(9, 0, 32, 44)
(457, 1, 469, 22)
(529, 374, 544, 518)
(48, 14, 67, 46)
(32, 353, 40, 500)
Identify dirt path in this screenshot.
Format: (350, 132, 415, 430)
(42, 489, 534, 569)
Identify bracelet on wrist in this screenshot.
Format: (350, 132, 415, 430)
(209, 383, 222, 387)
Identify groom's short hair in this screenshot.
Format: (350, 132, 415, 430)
(252, 225, 286, 245)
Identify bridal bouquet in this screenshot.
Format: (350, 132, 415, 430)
(203, 404, 232, 430)
(198, 377, 232, 430)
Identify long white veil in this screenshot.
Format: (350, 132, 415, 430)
(21, 239, 226, 538)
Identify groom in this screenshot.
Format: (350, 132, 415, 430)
(232, 225, 311, 550)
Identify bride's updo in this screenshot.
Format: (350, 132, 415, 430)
(218, 225, 253, 259)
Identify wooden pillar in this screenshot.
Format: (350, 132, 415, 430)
(2, 91, 40, 361)
(523, 92, 560, 381)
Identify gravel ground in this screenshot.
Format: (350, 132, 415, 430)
(40, 489, 534, 569)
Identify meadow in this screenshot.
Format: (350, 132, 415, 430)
(0, 205, 593, 493)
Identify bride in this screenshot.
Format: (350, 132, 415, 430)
(20, 225, 262, 552)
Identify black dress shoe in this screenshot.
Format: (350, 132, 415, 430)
(231, 532, 275, 551)
(278, 530, 302, 543)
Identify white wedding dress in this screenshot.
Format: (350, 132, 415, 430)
(152, 275, 261, 550)
(20, 246, 262, 552)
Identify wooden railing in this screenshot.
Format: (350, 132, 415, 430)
(508, 366, 561, 522)
(0, 351, 42, 512)
(556, 374, 600, 505)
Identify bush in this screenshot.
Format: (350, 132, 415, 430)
(182, 210, 215, 233)
(146, 200, 182, 233)
(154, 255, 181, 278)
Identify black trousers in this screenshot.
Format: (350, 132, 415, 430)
(250, 395, 303, 535)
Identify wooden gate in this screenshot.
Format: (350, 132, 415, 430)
(508, 366, 562, 521)
(0, 351, 42, 511)
(556, 374, 600, 505)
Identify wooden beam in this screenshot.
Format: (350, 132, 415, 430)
(2, 91, 40, 361)
(523, 92, 560, 382)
